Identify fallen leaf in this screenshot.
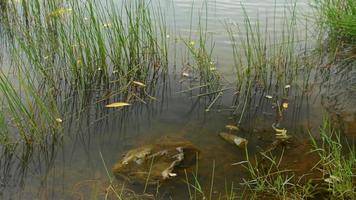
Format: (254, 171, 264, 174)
(225, 125, 239, 131)
(132, 81, 146, 87)
(282, 102, 289, 109)
(105, 102, 131, 108)
(182, 72, 190, 77)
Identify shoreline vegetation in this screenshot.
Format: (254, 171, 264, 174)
(0, 0, 355, 199)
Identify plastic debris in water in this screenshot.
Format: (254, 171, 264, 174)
(219, 132, 248, 148)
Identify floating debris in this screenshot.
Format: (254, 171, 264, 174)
(55, 118, 63, 123)
(219, 132, 248, 148)
(48, 8, 72, 18)
(182, 72, 190, 77)
(272, 123, 290, 140)
(225, 125, 239, 131)
(105, 102, 131, 108)
(282, 102, 289, 109)
(103, 23, 112, 28)
(112, 136, 199, 184)
(265, 95, 273, 99)
(281, 98, 289, 110)
(324, 175, 341, 184)
(132, 81, 146, 87)
(285, 84, 291, 89)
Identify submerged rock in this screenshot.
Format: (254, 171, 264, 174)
(112, 136, 199, 184)
(219, 132, 248, 148)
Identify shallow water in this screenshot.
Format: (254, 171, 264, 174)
(0, 0, 355, 199)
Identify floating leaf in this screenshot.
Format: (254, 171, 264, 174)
(105, 102, 131, 108)
(225, 125, 239, 131)
(132, 81, 146, 87)
(48, 8, 72, 17)
(168, 173, 177, 177)
(182, 72, 190, 77)
(282, 102, 289, 109)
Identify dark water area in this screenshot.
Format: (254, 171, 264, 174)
(0, 0, 356, 199)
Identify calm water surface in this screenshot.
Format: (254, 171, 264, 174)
(2, 0, 354, 199)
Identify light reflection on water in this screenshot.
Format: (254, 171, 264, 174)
(1, 0, 346, 199)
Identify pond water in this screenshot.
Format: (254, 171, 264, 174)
(1, 0, 355, 199)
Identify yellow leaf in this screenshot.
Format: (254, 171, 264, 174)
(105, 102, 131, 108)
(55, 118, 63, 123)
(225, 125, 239, 131)
(282, 102, 289, 109)
(132, 81, 146, 87)
(48, 8, 72, 18)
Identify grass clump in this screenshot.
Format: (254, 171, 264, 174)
(226, 5, 317, 124)
(3, 0, 168, 99)
(313, 0, 356, 41)
(309, 117, 356, 199)
(238, 116, 356, 199)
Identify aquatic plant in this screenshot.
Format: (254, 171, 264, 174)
(179, 0, 224, 112)
(309, 117, 356, 199)
(225, 4, 318, 125)
(313, 0, 356, 40)
(3, 0, 168, 99)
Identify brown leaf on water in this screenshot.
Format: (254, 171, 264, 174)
(105, 102, 131, 108)
(132, 81, 146, 87)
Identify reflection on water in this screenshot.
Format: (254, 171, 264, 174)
(0, 0, 354, 199)
(0, 73, 325, 199)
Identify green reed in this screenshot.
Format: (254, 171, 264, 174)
(225, 4, 318, 124)
(313, 0, 356, 41)
(4, 0, 168, 95)
(309, 117, 356, 199)
(0, 0, 169, 151)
